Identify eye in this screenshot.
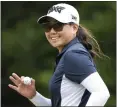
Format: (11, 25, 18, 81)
(53, 23, 64, 31)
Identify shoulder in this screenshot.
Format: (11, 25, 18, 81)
(64, 42, 91, 59)
(64, 50, 96, 83)
(64, 49, 92, 64)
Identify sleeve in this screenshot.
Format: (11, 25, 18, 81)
(29, 91, 51, 106)
(64, 50, 96, 83)
(81, 72, 110, 106)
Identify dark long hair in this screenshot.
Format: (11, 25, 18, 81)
(77, 24, 108, 59)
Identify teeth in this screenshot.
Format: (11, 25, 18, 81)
(51, 37, 59, 40)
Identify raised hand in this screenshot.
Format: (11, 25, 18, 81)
(8, 73, 36, 99)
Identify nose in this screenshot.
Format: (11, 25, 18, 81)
(49, 28, 57, 34)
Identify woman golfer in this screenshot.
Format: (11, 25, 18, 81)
(8, 3, 110, 107)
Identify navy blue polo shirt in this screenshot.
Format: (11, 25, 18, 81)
(49, 37, 96, 107)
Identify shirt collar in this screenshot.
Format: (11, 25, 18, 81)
(57, 37, 80, 57)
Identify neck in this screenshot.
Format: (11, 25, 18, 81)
(57, 36, 77, 53)
(57, 46, 64, 53)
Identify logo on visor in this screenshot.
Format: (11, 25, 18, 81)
(48, 6, 65, 14)
(71, 14, 77, 21)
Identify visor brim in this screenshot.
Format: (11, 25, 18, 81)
(37, 15, 59, 24)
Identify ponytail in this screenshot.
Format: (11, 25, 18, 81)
(77, 24, 108, 59)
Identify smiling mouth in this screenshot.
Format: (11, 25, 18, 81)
(51, 37, 59, 40)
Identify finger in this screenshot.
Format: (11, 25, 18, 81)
(9, 76, 20, 86)
(31, 78, 35, 85)
(8, 84, 18, 92)
(21, 76, 25, 82)
(21, 76, 25, 79)
(12, 73, 21, 81)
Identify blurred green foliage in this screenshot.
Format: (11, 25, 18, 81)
(2, 1, 116, 107)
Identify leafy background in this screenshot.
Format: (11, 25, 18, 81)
(1, 1, 116, 107)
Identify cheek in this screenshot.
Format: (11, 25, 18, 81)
(45, 32, 49, 39)
(45, 32, 47, 37)
(60, 27, 73, 38)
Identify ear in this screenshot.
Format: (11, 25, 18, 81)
(72, 24, 78, 34)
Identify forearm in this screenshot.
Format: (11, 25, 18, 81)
(86, 91, 110, 106)
(29, 91, 51, 106)
(81, 72, 110, 106)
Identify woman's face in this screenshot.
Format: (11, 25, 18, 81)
(43, 20, 78, 52)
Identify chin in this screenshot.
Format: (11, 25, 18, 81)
(51, 44, 59, 48)
(51, 43, 61, 48)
